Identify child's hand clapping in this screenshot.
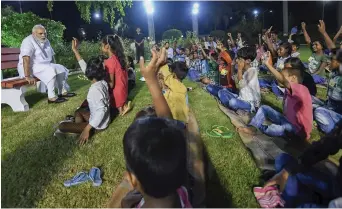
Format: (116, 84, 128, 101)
(262, 51, 271, 66)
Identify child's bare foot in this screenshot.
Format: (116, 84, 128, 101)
(120, 101, 132, 116)
(237, 126, 257, 135)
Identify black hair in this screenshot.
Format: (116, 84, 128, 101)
(85, 55, 109, 81)
(127, 56, 135, 70)
(284, 57, 305, 72)
(123, 117, 187, 198)
(237, 46, 257, 61)
(102, 35, 127, 70)
(211, 52, 218, 60)
(330, 48, 342, 63)
(291, 41, 300, 49)
(279, 42, 292, 57)
(170, 61, 188, 81)
(310, 39, 326, 52)
(271, 30, 279, 35)
(282, 58, 304, 83)
(135, 106, 156, 120)
(164, 41, 169, 45)
(180, 47, 185, 52)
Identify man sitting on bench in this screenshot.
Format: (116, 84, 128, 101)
(17, 24, 75, 103)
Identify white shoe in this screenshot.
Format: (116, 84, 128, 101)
(139, 77, 146, 82)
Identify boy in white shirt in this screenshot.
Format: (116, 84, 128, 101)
(217, 47, 261, 112)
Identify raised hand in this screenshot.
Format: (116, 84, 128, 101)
(227, 33, 232, 37)
(72, 37, 79, 52)
(301, 22, 306, 30)
(139, 49, 159, 80)
(317, 20, 326, 34)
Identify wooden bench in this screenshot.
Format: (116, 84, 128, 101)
(1, 48, 40, 112)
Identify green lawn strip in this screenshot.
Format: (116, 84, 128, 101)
(184, 80, 260, 208)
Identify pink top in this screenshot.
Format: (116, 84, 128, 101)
(284, 82, 313, 139)
(136, 186, 192, 208)
(104, 55, 128, 108)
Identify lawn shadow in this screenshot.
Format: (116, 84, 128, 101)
(204, 146, 235, 207)
(128, 80, 144, 102)
(1, 134, 77, 207)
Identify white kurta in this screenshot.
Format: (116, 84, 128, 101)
(17, 35, 67, 85)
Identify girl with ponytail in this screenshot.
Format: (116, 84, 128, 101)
(101, 35, 132, 116)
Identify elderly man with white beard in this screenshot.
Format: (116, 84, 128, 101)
(18, 24, 76, 103)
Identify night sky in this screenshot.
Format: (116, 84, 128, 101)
(2, 1, 339, 41)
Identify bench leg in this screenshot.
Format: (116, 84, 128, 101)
(1, 86, 29, 112)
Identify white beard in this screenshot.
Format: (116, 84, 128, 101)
(34, 35, 47, 44)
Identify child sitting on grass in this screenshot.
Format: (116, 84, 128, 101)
(302, 22, 329, 84)
(56, 56, 110, 144)
(238, 51, 313, 140)
(72, 36, 132, 116)
(155, 48, 189, 123)
(217, 47, 261, 113)
(127, 56, 136, 94)
(206, 41, 236, 96)
(108, 51, 204, 208)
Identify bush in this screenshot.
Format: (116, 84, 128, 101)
(1, 11, 65, 48)
(162, 29, 183, 40)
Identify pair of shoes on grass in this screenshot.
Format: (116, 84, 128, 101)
(64, 167, 102, 187)
(206, 125, 234, 139)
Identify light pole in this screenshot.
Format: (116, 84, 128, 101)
(144, 0, 155, 42)
(192, 3, 199, 36)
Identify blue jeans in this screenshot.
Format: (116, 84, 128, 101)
(275, 153, 340, 207)
(206, 84, 235, 97)
(188, 68, 201, 82)
(258, 79, 284, 97)
(218, 88, 251, 112)
(312, 74, 326, 84)
(249, 105, 296, 137)
(314, 107, 342, 134)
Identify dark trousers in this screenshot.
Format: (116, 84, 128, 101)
(135, 43, 144, 61)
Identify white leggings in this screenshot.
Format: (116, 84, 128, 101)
(47, 72, 66, 99)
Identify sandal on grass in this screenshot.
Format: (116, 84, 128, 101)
(206, 125, 234, 139)
(89, 167, 102, 187)
(64, 171, 90, 187)
(120, 101, 132, 116)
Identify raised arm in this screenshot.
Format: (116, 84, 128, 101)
(333, 26, 342, 44)
(227, 33, 236, 48)
(140, 48, 172, 119)
(301, 22, 312, 46)
(264, 52, 291, 90)
(71, 38, 87, 73)
(318, 20, 336, 50)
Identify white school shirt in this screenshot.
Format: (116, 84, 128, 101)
(275, 56, 290, 71)
(237, 67, 261, 112)
(87, 80, 110, 130)
(78, 59, 110, 129)
(167, 48, 174, 59)
(205, 41, 217, 49)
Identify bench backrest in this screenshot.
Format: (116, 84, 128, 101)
(1, 48, 20, 70)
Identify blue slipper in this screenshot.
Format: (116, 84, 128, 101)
(64, 171, 89, 187)
(89, 167, 102, 187)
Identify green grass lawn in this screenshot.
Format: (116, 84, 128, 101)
(1, 46, 339, 207)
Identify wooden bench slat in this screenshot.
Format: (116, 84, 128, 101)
(1, 61, 19, 70)
(1, 48, 20, 55)
(2, 54, 19, 62)
(1, 78, 39, 88)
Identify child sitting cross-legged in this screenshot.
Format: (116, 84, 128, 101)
(206, 41, 236, 97)
(56, 56, 111, 144)
(158, 48, 189, 123)
(109, 51, 198, 208)
(238, 51, 313, 140)
(217, 46, 261, 113)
